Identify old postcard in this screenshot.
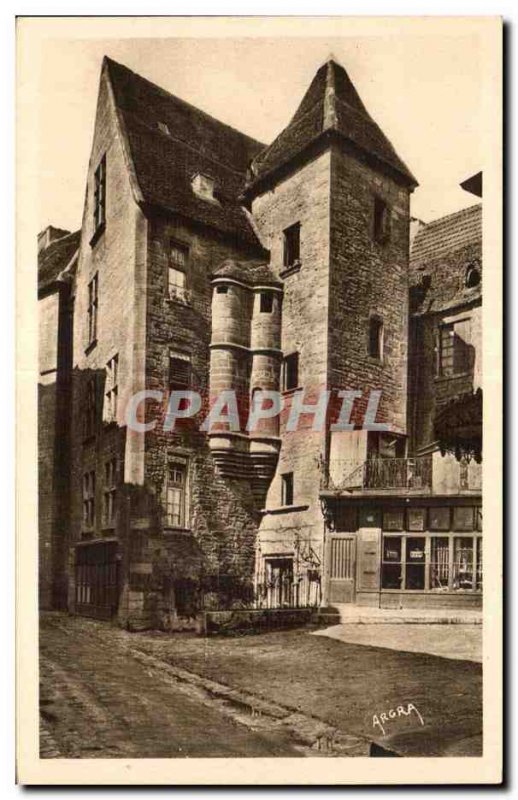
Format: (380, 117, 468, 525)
(16, 15, 503, 784)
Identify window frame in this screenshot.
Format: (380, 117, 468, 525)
(164, 460, 188, 529)
(281, 472, 294, 507)
(381, 531, 482, 593)
(260, 291, 274, 314)
(168, 351, 192, 392)
(103, 458, 117, 528)
(83, 376, 97, 440)
(168, 239, 189, 302)
(104, 354, 119, 424)
(283, 222, 301, 270)
(82, 470, 96, 530)
(368, 316, 384, 360)
(87, 273, 99, 347)
(282, 352, 299, 393)
(437, 317, 473, 377)
(93, 155, 106, 234)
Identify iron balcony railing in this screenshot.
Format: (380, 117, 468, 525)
(322, 456, 482, 494)
(323, 456, 434, 493)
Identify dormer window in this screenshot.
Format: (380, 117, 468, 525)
(157, 121, 170, 135)
(192, 173, 216, 201)
(465, 264, 481, 288)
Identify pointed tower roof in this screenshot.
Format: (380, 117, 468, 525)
(245, 59, 417, 193)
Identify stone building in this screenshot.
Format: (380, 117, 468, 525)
(38, 55, 482, 625)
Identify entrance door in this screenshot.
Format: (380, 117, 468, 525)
(75, 541, 120, 619)
(265, 557, 294, 608)
(327, 535, 356, 603)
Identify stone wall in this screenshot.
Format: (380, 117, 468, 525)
(139, 212, 266, 626)
(329, 144, 411, 437)
(68, 63, 147, 621)
(251, 151, 332, 577)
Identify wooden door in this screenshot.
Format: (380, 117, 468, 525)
(328, 535, 356, 603)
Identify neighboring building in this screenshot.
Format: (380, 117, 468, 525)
(320, 192, 482, 609)
(38, 55, 482, 626)
(38, 227, 80, 609)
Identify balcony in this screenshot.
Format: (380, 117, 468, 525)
(321, 455, 481, 496)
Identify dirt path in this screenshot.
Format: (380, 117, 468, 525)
(39, 614, 303, 758)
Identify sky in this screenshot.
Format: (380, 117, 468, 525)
(37, 32, 484, 233)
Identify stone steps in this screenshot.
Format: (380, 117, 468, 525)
(316, 605, 482, 625)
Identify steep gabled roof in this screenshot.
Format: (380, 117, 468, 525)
(246, 59, 417, 193)
(105, 57, 267, 250)
(38, 230, 80, 294)
(410, 204, 482, 316)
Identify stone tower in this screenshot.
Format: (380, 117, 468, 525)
(242, 58, 417, 603)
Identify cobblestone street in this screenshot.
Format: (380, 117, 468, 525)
(39, 614, 305, 758)
(40, 612, 482, 759)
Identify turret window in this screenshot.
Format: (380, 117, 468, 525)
(283, 222, 300, 268)
(216, 285, 228, 294)
(260, 291, 274, 313)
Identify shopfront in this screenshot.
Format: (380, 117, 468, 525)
(323, 501, 482, 609)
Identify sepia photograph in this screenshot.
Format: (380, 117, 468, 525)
(16, 14, 502, 785)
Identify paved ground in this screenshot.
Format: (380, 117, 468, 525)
(39, 614, 303, 758)
(312, 624, 482, 663)
(40, 613, 483, 758)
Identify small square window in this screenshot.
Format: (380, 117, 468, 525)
(260, 292, 274, 313)
(407, 508, 427, 531)
(429, 507, 451, 531)
(216, 285, 228, 294)
(282, 352, 299, 392)
(383, 509, 404, 531)
(453, 506, 475, 531)
(283, 222, 300, 268)
(281, 472, 294, 506)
